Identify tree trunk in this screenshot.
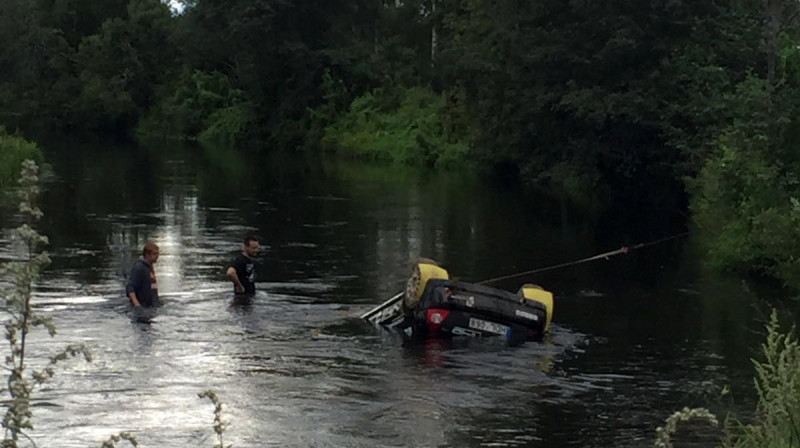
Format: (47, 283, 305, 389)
(431, 0, 438, 71)
(766, 0, 780, 150)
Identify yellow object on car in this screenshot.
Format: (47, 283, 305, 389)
(518, 284, 554, 332)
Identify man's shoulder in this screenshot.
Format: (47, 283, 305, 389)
(127, 260, 146, 285)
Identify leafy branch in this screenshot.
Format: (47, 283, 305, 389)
(198, 390, 231, 448)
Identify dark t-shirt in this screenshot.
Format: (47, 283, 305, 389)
(231, 254, 256, 294)
(125, 259, 160, 307)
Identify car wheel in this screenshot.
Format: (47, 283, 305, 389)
(403, 258, 449, 309)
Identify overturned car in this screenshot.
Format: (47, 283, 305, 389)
(362, 259, 554, 344)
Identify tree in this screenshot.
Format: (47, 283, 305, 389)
(74, 0, 177, 130)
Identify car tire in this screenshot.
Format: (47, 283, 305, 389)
(404, 258, 449, 309)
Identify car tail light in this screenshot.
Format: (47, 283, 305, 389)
(426, 308, 450, 334)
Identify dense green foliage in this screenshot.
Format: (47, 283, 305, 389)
(0, 0, 175, 132)
(0, 129, 43, 190)
(323, 86, 468, 166)
(137, 69, 252, 144)
(2, 0, 800, 287)
(0, 0, 771, 172)
(691, 23, 800, 288)
(692, 126, 800, 289)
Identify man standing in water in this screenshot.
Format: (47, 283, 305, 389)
(227, 235, 259, 295)
(126, 241, 161, 307)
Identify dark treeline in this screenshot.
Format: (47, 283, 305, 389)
(2, 0, 800, 288)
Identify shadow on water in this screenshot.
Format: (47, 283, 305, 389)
(0, 139, 774, 447)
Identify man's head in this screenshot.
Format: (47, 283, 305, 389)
(142, 241, 159, 264)
(243, 235, 259, 258)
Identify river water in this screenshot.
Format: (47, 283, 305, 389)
(0, 141, 773, 447)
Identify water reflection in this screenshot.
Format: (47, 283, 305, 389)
(0, 140, 767, 447)
(130, 316, 156, 353)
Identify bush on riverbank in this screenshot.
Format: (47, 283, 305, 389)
(136, 70, 252, 145)
(321, 86, 470, 167)
(691, 76, 800, 290)
(0, 128, 43, 190)
(692, 133, 800, 290)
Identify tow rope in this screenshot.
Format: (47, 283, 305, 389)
(477, 232, 689, 286)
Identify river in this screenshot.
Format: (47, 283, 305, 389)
(0, 140, 770, 447)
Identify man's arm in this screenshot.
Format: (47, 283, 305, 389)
(127, 291, 141, 307)
(226, 266, 245, 293)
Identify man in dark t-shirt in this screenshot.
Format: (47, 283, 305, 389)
(226, 235, 259, 294)
(126, 241, 161, 307)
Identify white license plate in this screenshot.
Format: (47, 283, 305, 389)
(469, 318, 509, 336)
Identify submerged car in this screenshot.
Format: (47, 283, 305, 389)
(361, 259, 554, 344)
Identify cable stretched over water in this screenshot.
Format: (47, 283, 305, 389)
(477, 231, 690, 286)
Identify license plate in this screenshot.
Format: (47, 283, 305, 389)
(469, 318, 509, 336)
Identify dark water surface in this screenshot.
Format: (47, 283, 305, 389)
(0, 141, 771, 447)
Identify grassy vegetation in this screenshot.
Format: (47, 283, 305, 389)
(0, 129, 43, 190)
(322, 86, 469, 167)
